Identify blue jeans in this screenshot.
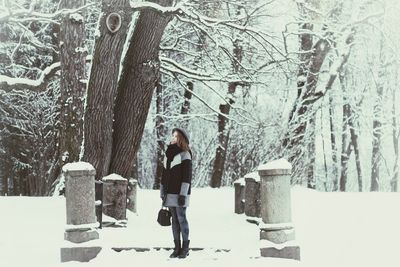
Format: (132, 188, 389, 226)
(170, 207, 189, 242)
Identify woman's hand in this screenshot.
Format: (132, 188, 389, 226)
(178, 195, 185, 206)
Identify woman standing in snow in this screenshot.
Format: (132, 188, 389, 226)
(160, 128, 192, 259)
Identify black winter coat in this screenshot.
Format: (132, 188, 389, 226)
(160, 144, 192, 207)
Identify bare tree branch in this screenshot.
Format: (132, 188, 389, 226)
(0, 62, 61, 92)
(0, 56, 92, 92)
(0, 2, 96, 23)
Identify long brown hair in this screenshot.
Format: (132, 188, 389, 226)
(174, 130, 190, 151)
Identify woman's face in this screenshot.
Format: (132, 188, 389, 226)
(171, 131, 178, 144)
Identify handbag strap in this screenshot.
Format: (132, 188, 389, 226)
(161, 194, 167, 208)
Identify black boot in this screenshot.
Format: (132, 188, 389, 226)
(169, 240, 181, 258)
(178, 240, 190, 259)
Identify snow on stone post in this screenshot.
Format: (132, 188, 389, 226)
(61, 162, 101, 263)
(258, 159, 300, 260)
(244, 172, 261, 218)
(126, 178, 138, 213)
(234, 178, 245, 214)
(102, 174, 128, 220)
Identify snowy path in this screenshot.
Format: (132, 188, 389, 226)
(1, 187, 400, 267)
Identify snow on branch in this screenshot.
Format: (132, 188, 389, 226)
(160, 56, 213, 78)
(199, 81, 260, 125)
(323, 33, 354, 92)
(182, 10, 286, 58)
(0, 56, 92, 92)
(130, 1, 185, 15)
(172, 74, 259, 128)
(161, 63, 252, 85)
(15, 22, 58, 53)
(0, 62, 60, 92)
(303, 10, 384, 104)
(154, 113, 218, 123)
(170, 73, 262, 129)
(129, 1, 285, 58)
(0, 2, 96, 23)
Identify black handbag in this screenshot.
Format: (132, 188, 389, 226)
(157, 207, 171, 226)
(158, 164, 172, 226)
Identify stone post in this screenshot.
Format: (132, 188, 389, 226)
(234, 178, 245, 214)
(61, 162, 101, 262)
(102, 174, 128, 220)
(244, 172, 261, 218)
(127, 178, 138, 213)
(258, 159, 300, 260)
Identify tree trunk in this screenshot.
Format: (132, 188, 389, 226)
(153, 78, 165, 189)
(284, 39, 330, 185)
(82, 0, 132, 181)
(370, 35, 385, 192)
(339, 75, 351, 192)
(109, 0, 174, 178)
(48, 0, 86, 195)
(283, 6, 330, 177)
(339, 140, 353, 192)
(283, 21, 313, 155)
(289, 38, 330, 148)
(132, 156, 139, 182)
(370, 108, 382, 192)
(48, 0, 86, 190)
(321, 111, 328, 191)
(3, 173, 8, 196)
(51, 0, 60, 63)
(210, 36, 243, 188)
(329, 93, 339, 191)
(180, 81, 194, 129)
(307, 114, 316, 189)
(0, 174, 4, 195)
(349, 106, 363, 192)
(210, 82, 236, 188)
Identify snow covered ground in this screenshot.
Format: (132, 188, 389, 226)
(1, 186, 399, 267)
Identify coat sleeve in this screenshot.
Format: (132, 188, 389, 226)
(179, 151, 192, 196)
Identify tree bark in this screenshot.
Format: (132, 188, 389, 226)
(210, 82, 236, 188)
(307, 114, 316, 189)
(82, 0, 132, 181)
(370, 111, 382, 192)
(109, 0, 174, 178)
(328, 23, 354, 192)
(48, 0, 86, 191)
(284, 35, 330, 185)
(284, 21, 313, 153)
(180, 81, 194, 129)
(349, 106, 363, 192)
(2, 170, 8, 196)
(329, 93, 339, 191)
(339, 138, 353, 192)
(321, 111, 328, 191)
(288, 38, 330, 149)
(51, 0, 60, 63)
(210, 36, 243, 188)
(370, 35, 385, 192)
(283, 2, 331, 165)
(339, 74, 351, 191)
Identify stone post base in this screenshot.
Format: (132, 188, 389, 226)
(260, 228, 295, 244)
(259, 223, 295, 244)
(65, 229, 99, 243)
(260, 240, 300, 261)
(61, 246, 102, 262)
